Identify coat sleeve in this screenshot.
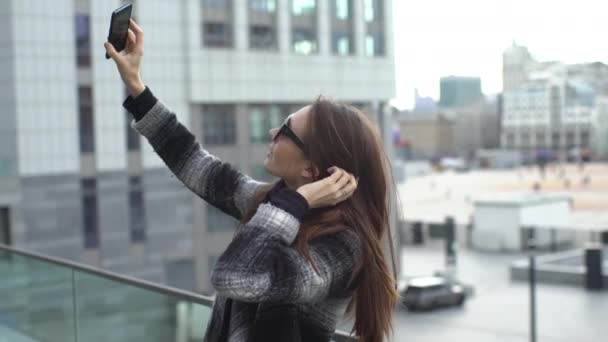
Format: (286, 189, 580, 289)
(210, 188, 362, 303)
(123, 86, 264, 220)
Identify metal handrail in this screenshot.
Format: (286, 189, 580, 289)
(0, 243, 214, 305)
(0, 243, 357, 340)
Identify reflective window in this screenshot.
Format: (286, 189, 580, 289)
(250, 0, 276, 12)
(292, 0, 317, 54)
(202, 0, 233, 47)
(364, 0, 385, 56)
(81, 178, 98, 249)
(249, 105, 288, 143)
(202, 105, 237, 145)
(331, 0, 354, 55)
(250, 25, 276, 49)
(249, 0, 277, 50)
(78, 87, 95, 153)
(292, 0, 316, 15)
(293, 29, 317, 55)
(75, 14, 91, 67)
(129, 176, 147, 243)
(334, 0, 349, 19)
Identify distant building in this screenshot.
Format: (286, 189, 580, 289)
(592, 97, 608, 159)
(397, 112, 456, 159)
(501, 43, 608, 161)
(396, 94, 500, 162)
(438, 76, 483, 108)
(502, 42, 534, 92)
(412, 88, 438, 113)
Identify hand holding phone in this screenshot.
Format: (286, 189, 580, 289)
(104, 16, 145, 98)
(105, 4, 132, 59)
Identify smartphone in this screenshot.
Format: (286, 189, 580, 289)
(105, 3, 133, 59)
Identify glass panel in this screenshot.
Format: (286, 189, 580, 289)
(250, 25, 276, 49)
(334, 0, 349, 20)
(74, 270, 212, 341)
(250, 0, 276, 12)
(293, 28, 317, 55)
(75, 14, 91, 67)
(249, 107, 266, 143)
(202, 0, 230, 8)
(202, 106, 236, 145)
(292, 0, 316, 16)
(0, 251, 76, 342)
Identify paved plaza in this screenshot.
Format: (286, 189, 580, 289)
(392, 241, 607, 342)
(382, 163, 608, 341)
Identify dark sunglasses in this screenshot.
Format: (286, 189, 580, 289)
(274, 117, 307, 154)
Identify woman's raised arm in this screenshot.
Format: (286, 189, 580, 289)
(105, 19, 264, 219)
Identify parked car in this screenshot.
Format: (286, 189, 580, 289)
(400, 276, 466, 311)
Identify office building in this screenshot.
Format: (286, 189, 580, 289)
(0, 0, 395, 294)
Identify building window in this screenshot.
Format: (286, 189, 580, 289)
(79, 87, 95, 153)
(249, 0, 277, 50)
(128, 176, 147, 243)
(250, 25, 276, 49)
(331, 0, 354, 55)
(202, 0, 233, 48)
(0, 208, 10, 246)
(506, 133, 515, 147)
(364, 0, 384, 56)
(291, 0, 318, 54)
(81, 178, 99, 249)
(202, 105, 236, 145)
(249, 104, 289, 143)
(566, 132, 575, 148)
(206, 204, 238, 232)
(75, 14, 91, 67)
(125, 89, 141, 151)
(581, 131, 590, 148)
(536, 132, 546, 147)
(203, 22, 232, 47)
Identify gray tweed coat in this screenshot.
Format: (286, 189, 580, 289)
(124, 87, 361, 342)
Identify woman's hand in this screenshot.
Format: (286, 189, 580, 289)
(296, 167, 358, 209)
(104, 18, 146, 97)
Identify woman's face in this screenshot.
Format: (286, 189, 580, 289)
(264, 105, 311, 182)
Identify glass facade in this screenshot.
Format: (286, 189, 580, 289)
(331, 0, 354, 55)
(249, 104, 289, 143)
(81, 178, 98, 249)
(128, 176, 147, 243)
(249, 0, 278, 49)
(75, 14, 91, 67)
(78, 87, 95, 153)
(364, 0, 385, 56)
(202, 0, 233, 47)
(202, 105, 237, 145)
(291, 0, 318, 54)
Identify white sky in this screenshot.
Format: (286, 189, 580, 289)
(391, 0, 608, 109)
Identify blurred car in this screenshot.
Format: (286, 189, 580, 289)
(400, 276, 466, 311)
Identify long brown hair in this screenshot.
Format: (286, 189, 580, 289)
(241, 96, 398, 341)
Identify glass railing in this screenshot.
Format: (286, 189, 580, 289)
(0, 244, 356, 342)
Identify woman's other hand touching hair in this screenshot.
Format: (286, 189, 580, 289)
(296, 167, 358, 209)
(104, 18, 146, 98)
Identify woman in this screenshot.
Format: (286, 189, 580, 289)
(105, 19, 398, 342)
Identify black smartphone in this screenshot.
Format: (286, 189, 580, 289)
(105, 3, 133, 59)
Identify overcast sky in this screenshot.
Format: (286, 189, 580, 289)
(391, 0, 608, 109)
